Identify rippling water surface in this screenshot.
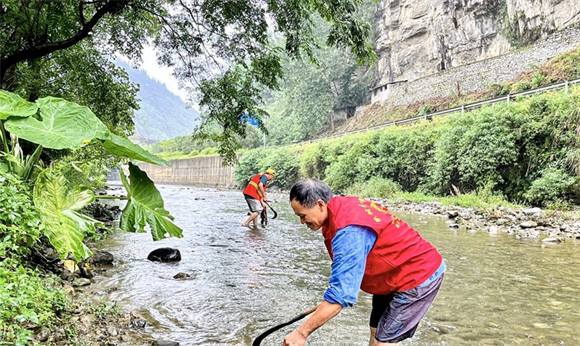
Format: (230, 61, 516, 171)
(94, 184, 580, 346)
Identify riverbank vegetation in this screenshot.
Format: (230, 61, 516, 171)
(235, 88, 580, 213)
(0, 90, 182, 345)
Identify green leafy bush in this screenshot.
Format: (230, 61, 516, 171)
(234, 88, 580, 207)
(0, 172, 42, 260)
(299, 143, 329, 180)
(0, 260, 69, 346)
(262, 148, 301, 189)
(345, 177, 402, 198)
(424, 104, 520, 195)
(440, 182, 512, 211)
(524, 168, 578, 206)
(199, 147, 219, 156)
(234, 149, 266, 187)
(324, 135, 370, 192)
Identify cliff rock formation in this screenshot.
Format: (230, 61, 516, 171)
(374, 0, 580, 87)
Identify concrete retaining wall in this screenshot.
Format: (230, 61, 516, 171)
(135, 155, 237, 187)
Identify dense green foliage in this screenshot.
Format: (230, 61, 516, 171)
(0, 173, 41, 261)
(1, 90, 181, 262)
(0, 90, 183, 344)
(1, 0, 376, 164)
(0, 260, 70, 346)
(235, 88, 580, 207)
(0, 171, 71, 346)
(150, 12, 374, 153)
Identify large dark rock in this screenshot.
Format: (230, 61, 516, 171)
(147, 248, 182, 262)
(90, 250, 114, 265)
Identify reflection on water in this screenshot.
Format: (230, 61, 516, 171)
(94, 185, 580, 346)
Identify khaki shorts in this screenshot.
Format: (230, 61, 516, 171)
(245, 196, 263, 213)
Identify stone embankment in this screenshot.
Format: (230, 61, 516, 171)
(380, 199, 580, 241)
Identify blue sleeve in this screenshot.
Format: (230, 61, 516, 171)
(259, 174, 267, 185)
(323, 225, 377, 308)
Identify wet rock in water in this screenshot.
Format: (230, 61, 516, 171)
(446, 220, 459, 228)
(90, 250, 114, 265)
(73, 278, 92, 287)
(430, 324, 452, 334)
(130, 312, 147, 328)
(173, 272, 191, 280)
(147, 248, 181, 262)
(447, 210, 459, 218)
(153, 340, 180, 346)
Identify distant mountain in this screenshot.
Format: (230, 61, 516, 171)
(116, 60, 199, 143)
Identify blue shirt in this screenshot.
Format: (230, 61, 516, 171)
(259, 174, 268, 186)
(323, 225, 446, 308)
(323, 225, 377, 308)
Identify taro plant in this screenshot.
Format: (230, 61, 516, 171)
(0, 90, 183, 262)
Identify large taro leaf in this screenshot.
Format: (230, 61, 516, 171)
(33, 170, 102, 261)
(0, 90, 39, 120)
(120, 162, 183, 240)
(100, 134, 168, 167)
(4, 96, 110, 149)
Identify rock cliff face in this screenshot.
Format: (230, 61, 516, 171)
(374, 0, 580, 87)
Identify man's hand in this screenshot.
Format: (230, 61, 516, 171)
(282, 301, 342, 346)
(283, 329, 308, 346)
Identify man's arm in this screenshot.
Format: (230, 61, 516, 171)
(258, 175, 268, 201)
(283, 226, 377, 346)
(257, 182, 267, 202)
(283, 301, 342, 346)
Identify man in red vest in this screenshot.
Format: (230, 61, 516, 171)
(242, 168, 276, 228)
(284, 178, 445, 346)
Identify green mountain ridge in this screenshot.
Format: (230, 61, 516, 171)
(116, 60, 199, 143)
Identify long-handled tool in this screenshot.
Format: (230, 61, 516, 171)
(263, 200, 277, 219)
(252, 306, 317, 346)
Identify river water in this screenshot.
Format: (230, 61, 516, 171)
(94, 184, 580, 346)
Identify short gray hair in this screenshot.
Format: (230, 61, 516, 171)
(289, 179, 333, 208)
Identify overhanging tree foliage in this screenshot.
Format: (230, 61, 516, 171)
(1, 90, 182, 261)
(0, 0, 376, 163)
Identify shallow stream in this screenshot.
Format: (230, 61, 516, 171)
(94, 184, 580, 346)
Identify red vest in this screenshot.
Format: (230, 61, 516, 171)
(242, 173, 267, 200)
(322, 196, 442, 294)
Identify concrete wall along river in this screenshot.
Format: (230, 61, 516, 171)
(136, 155, 237, 187)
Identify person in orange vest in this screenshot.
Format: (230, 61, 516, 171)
(242, 168, 276, 228)
(284, 178, 445, 346)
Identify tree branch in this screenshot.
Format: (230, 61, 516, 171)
(0, 0, 128, 83)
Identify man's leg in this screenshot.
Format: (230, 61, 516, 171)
(369, 328, 398, 346)
(243, 211, 259, 227)
(369, 294, 399, 346)
(243, 197, 263, 227)
(372, 275, 444, 345)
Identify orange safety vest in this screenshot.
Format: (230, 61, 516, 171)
(242, 173, 268, 201)
(322, 196, 442, 294)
